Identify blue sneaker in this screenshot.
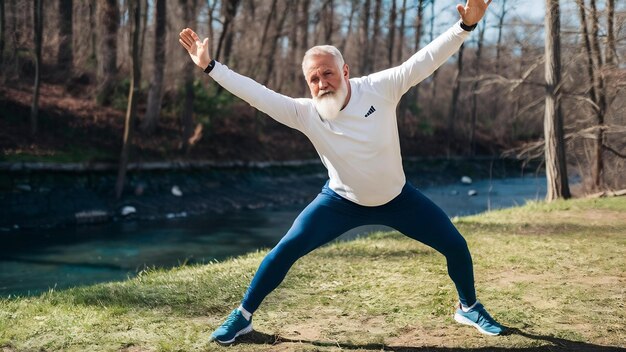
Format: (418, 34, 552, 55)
(210, 309, 253, 344)
(454, 301, 504, 336)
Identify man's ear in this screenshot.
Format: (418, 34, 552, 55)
(343, 64, 349, 78)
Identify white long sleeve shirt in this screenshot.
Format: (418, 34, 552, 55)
(209, 22, 470, 206)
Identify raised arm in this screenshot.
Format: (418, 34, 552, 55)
(366, 0, 492, 102)
(178, 28, 307, 130)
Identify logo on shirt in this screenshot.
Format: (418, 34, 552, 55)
(364, 105, 376, 118)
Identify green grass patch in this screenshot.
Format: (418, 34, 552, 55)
(1, 197, 625, 351)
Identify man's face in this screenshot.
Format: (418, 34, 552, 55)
(304, 54, 348, 101)
(304, 54, 350, 120)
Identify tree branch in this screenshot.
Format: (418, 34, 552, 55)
(603, 143, 626, 158)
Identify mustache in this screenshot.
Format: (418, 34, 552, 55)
(317, 90, 335, 98)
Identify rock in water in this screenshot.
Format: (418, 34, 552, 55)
(461, 176, 472, 185)
(468, 189, 478, 196)
(171, 185, 183, 197)
(121, 206, 137, 216)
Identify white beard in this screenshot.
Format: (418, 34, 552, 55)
(312, 78, 348, 121)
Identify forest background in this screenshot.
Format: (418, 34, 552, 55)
(0, 0, 624, 196)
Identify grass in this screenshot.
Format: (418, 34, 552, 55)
(1, 197, 625, 351)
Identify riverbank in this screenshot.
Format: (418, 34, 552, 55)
(1, 196, 624, 351)
(0, 158, 536, 230)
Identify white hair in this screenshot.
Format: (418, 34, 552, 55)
(302, 45, 345, 77)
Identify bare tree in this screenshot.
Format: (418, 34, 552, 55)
(56, 0, 72, 73)
(298, 0, 310, 96)
(96, 0, 119, 106)
(30, 0, 42, 136)
(491, 0, 509, 122)
(358, 0, 370, 75)
(429, 0, 438, 100)
(115, 0, 142, 199)
(370, 0, 381, 71)
(396, 0, 407, 63)
(448, 43, 465, 153)
(339, 0, 356, 55)
(605, 0, 616, 66)
(288, 0, 300, 91)
(180, 0, 199, 153)
(206, 0, 219, 56)
(139, 0, 148, 67)
(141, 0, 166, 134)
(215, 0, 241, 63)
(589, 0, 607, 189)
(262, 1, 290, 85)
(413, 0, 425, 102)
(387, 0, 396, 66)
(494, 0, 509, 75)
(256, 0, 277, 68)
(88, 0, 96, 66)
(544, 0, 570, 201)
(398, 0, 424, 129)
(470, 17, 486, 156)
(322, 0, 334, 44)
(1, 0, 6, 69)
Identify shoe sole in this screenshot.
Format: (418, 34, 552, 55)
(212, 323, 254, 345)
(454, 313, 500, 336)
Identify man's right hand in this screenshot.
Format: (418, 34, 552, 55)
(179, 28, 211, 71)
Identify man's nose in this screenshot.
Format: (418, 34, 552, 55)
(318, 78, 328, 90)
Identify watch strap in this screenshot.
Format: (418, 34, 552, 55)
(204, 59, 216, 74)
(460, 21, 478, 32)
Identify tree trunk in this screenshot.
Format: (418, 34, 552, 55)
(262, 1, 290, 86)
(413, 0, 424, 102)
(470, 18, 486, 156)
(387, 0, 396, 66)
(96, 0, 119, 106)
(215, 0, 240, 63)
(370, 0, 381, 71)
(494, 0, 507, 75)
(396, 0, 406, 63)
(206, 0, 218, 56)
(1, 0, 6, 69)
(139, 0, 148, 67)
(141, 0, 166, 134)
(257, 0, 276, 59)
(399, 0, 424, 132)
(339, 0, 355, 55)
(358, 0, 370, 75)
(323, 0, 333, 44)
(589, 0, 606, 189)
(180, 0, 197, 153)
(289, 0, 299, 91)
(88, 0, 96, 66)
(56, 0, 73, 73)
(115, 0, 142, 199)
(298, 0, 310, 96)
(605, 0, 616, 66)
(491, 0, 507, 123)
(447, 43, 464, 154)
(429, 0, 438, 100)
(543, 0, 570, 201)
(30, 0, 42, 136)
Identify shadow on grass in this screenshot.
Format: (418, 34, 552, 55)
(233, 328, 625, 351)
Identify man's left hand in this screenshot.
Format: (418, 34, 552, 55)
(457, 0, 492, 26)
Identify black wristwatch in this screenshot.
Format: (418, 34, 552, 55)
(460, 21, 478, 32)
(204, 59, 216, 74)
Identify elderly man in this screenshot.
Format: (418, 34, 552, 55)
(179, 0, 502, 344)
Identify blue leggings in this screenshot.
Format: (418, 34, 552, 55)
(241, 181, 476, 313)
